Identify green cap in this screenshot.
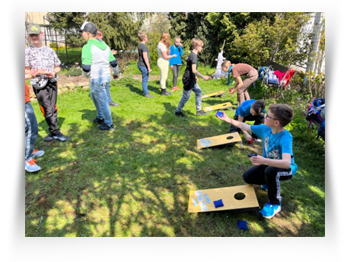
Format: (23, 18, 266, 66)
(27, 23, 41, 34)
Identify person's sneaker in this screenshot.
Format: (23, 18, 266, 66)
(93, 117, 104, 125)
(98, 123, 115, 131)
(259, 202, 281, 219)
(109, 101, 119, 107)
(161, 89, 171, 96)
(53, 132, 70, 142)
(196, 110, 208, 116)
(261, 184, 268, 191)
(31, 149, 45, 158)
(174, 86, 180, 90)
(44, 133, 54, 142)
(25, 159, 41, 173)
(175, 111, 186, 118)
(171, 87, 178, 92)
(253, 137, 262, 142)
(144, 93, 153, 98)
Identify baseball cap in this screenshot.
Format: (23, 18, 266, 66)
(27, 23, 41, 34)
(78, 22, 98, 34)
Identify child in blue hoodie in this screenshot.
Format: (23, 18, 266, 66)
(170, 36, 183, 92)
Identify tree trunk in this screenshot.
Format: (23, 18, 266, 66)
(306, 12, 323, 73)
(65, 31, 68, 63)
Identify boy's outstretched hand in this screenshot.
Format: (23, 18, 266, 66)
(216, 111, 231, 123)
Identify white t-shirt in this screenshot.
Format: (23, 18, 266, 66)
(157, 42, 167, 59)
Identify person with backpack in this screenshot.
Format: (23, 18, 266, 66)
(221, 61, 258, 107)
(169, 36, 183, 92)
(175, 38, 211, 118)
(217, 104, 297, 219)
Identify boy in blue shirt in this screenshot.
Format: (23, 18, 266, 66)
(230, 99, 266, 143)
(217, 104, 297, 219)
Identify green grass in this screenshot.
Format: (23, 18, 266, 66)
(25, 64, 325, 237)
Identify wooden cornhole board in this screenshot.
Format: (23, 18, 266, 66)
(188, 185, 261, 219)
(202, 90, 225, 98)
(203, 102, 233, 112)
(197, 132, 243, 149)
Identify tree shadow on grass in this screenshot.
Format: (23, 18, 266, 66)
(37, 117, 66, 137)
(25, 94, 325, 237)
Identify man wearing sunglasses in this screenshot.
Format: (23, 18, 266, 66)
(25, 23, 70, 142)
(217, 104, 297, 219)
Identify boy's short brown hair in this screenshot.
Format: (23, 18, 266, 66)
(221, 60, 231, 68)
(138, 32, 147, 41)
(191, 38, 204, 49)
(268, 104, 294, 127)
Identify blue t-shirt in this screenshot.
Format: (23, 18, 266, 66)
(169, 45, 183, 66)
(250, 124, 298, 176)
(235, 99, 266, 118)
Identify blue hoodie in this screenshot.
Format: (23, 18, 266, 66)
(169, 44, 183, 66)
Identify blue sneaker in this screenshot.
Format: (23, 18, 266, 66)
(25, 159, 41, 173)
(31, 149, 45, 158)
(261, 184, 268, 191)
(260, 202, 281, 219)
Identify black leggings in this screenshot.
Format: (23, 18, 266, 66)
(243, 165, 293, 204)
(172, 65, 181, 87)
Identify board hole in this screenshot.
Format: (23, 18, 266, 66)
(226, 136, 234, 140)
(234, 192, 246, 200)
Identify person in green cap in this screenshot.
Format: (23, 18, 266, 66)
(80, 21, 119, 130)
(25, 23, 70, 142)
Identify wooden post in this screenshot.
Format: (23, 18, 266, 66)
(55, 30, 58, 55)
(65, 30, 68, 63)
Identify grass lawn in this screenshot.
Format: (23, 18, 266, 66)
(25, 61, 325, 237)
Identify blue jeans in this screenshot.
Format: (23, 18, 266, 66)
(90, 76, 113, 126)
(25, 102, 38, 161)
(138, 65, 149, 95)
(106, 82, 112, 103)
(176, 83, 202, 112)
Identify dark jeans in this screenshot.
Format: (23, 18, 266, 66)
(33, 81, 60, 135)
(243, 165, 293, 204)
(172, 65, 181, 87)
(230, 113, 265, 139)
(25, 102, 38, 161)
(138, 65, 149, 95)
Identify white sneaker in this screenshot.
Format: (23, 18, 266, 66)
(253, 138, 262, 143)
(31, 149, 45, 158)
(25, 159, 41, 173)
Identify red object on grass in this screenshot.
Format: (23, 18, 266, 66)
(249, 138, 254, 144)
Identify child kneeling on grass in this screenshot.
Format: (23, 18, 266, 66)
(217, 104, 297, 219)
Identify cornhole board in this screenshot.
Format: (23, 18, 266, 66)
(197, 132, 243, 149)
(203, 102, 233, 112)
(202, 90, 225, 98)
(188, 185, 261, 219)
